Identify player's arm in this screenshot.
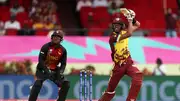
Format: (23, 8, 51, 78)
(119, 19, 140, 41)
(57, 47, 67, 74)
(133, 18, 140, 27)
(38, 43, 50, 74)
(109, 33, 117, 61)
(109, 33, 116, 52)
(127, 19, 140, 34)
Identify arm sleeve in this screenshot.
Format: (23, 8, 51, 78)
(132, 18, 137, 25)
(58, 48, 67, 74)
(109, 33, 117, 61)
(16, 22, 21, 30)
(4, 22, 8, 29)
(109, 33, 117, 53)
(38, 44, 49, 73)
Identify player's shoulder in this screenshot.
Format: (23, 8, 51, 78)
(41, 42, 51, 49)
(121, 30, 127, 35)
(110, 32, 117, 37)
(109, 32, 118, 41)
(60, 44, 67, 53)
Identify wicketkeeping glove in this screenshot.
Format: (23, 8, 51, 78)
(54, 73, 64, 85)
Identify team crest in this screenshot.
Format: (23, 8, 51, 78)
(58, 51, 62, 55)
(58, 49, 62, 55)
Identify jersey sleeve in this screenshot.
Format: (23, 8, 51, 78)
(38, 43, 49, 73)
(109, 33, 118, 61)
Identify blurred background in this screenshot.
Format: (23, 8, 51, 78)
(0, 0, 180, 101)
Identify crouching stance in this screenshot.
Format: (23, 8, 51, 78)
(28, 30, 70, 101)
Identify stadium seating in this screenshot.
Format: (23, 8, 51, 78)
(80, 0, 169, 36)
(123, 0, 178, 37)
(0, 6, 10, 22)
(80, 6, 111, 36)
(16, 12, 29, 26)
(93, 7, 111, 29)
(0, 6, 9, 12)
(6, 29, 18, 36)
(0, 11, 11, 22)
(0, 0, 178, 36)
(35, 30, 49, 36)
(9, 0, 31, 11)
(79, 0, 173, 36)
(0, 0, 59, 36)
(80, 7, 93, 28)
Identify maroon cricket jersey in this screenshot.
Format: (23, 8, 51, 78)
(37, 42, 67, 74)
(45, 46, 63, 70)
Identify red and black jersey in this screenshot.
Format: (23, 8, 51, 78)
(37, 42, 67, 73)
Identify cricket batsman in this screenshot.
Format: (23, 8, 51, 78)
(28, 30, 70, 101)
(98, 9, 143, 101)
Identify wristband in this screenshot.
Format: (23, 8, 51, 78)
(132, 18, 137, 25)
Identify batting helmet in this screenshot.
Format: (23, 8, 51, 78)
(51, 30, 64, 41)
(112, 12, 128, 25)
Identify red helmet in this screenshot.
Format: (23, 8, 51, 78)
(112, 12, 128, 25)
(112, 17, 123, 24)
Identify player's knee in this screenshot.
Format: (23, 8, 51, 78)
(136, 72, 143, 80)
(62, 81, 70, 88)
(133, 72, 143, 85)
(34, 80, 43, 87)
(105, 91, 115, 95)
(106, 86, 115, 92)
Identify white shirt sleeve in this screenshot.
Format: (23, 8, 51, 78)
(93, 0, 108, 7)
(76, 1, 83, 11)
(159, 65, 167, 74)
(4, 21, 9, 29)
(16, 21, 21, 30)
(86, 1, 92, 6)
(93, 0, 98, 7)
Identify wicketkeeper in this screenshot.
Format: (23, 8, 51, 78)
(28, 30, 70, 101)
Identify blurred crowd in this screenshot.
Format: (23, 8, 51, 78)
(0, 60, 97, 76)
(76, 0, 124, 36)
(70, 65, 96, 75)
(0, 0, 61, 36)
(0, 59, 33, 75)
(0, 0, 180, 37)
(142, 58, 167, 76)
(76, 0, 180, 37)
(76, 0, 124, 13)
(164, 8, 180, 37)
(29, 0, 59, 30)
(0, 57, 169, 76)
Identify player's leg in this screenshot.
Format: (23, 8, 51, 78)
(28, 68, 47, 101)
(126, 65, 143, 101)
(53, 74, 70, 101)
(56, 80, 70, 101)
(28, 79, 44, 101)
(98, 63, 126, 101)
